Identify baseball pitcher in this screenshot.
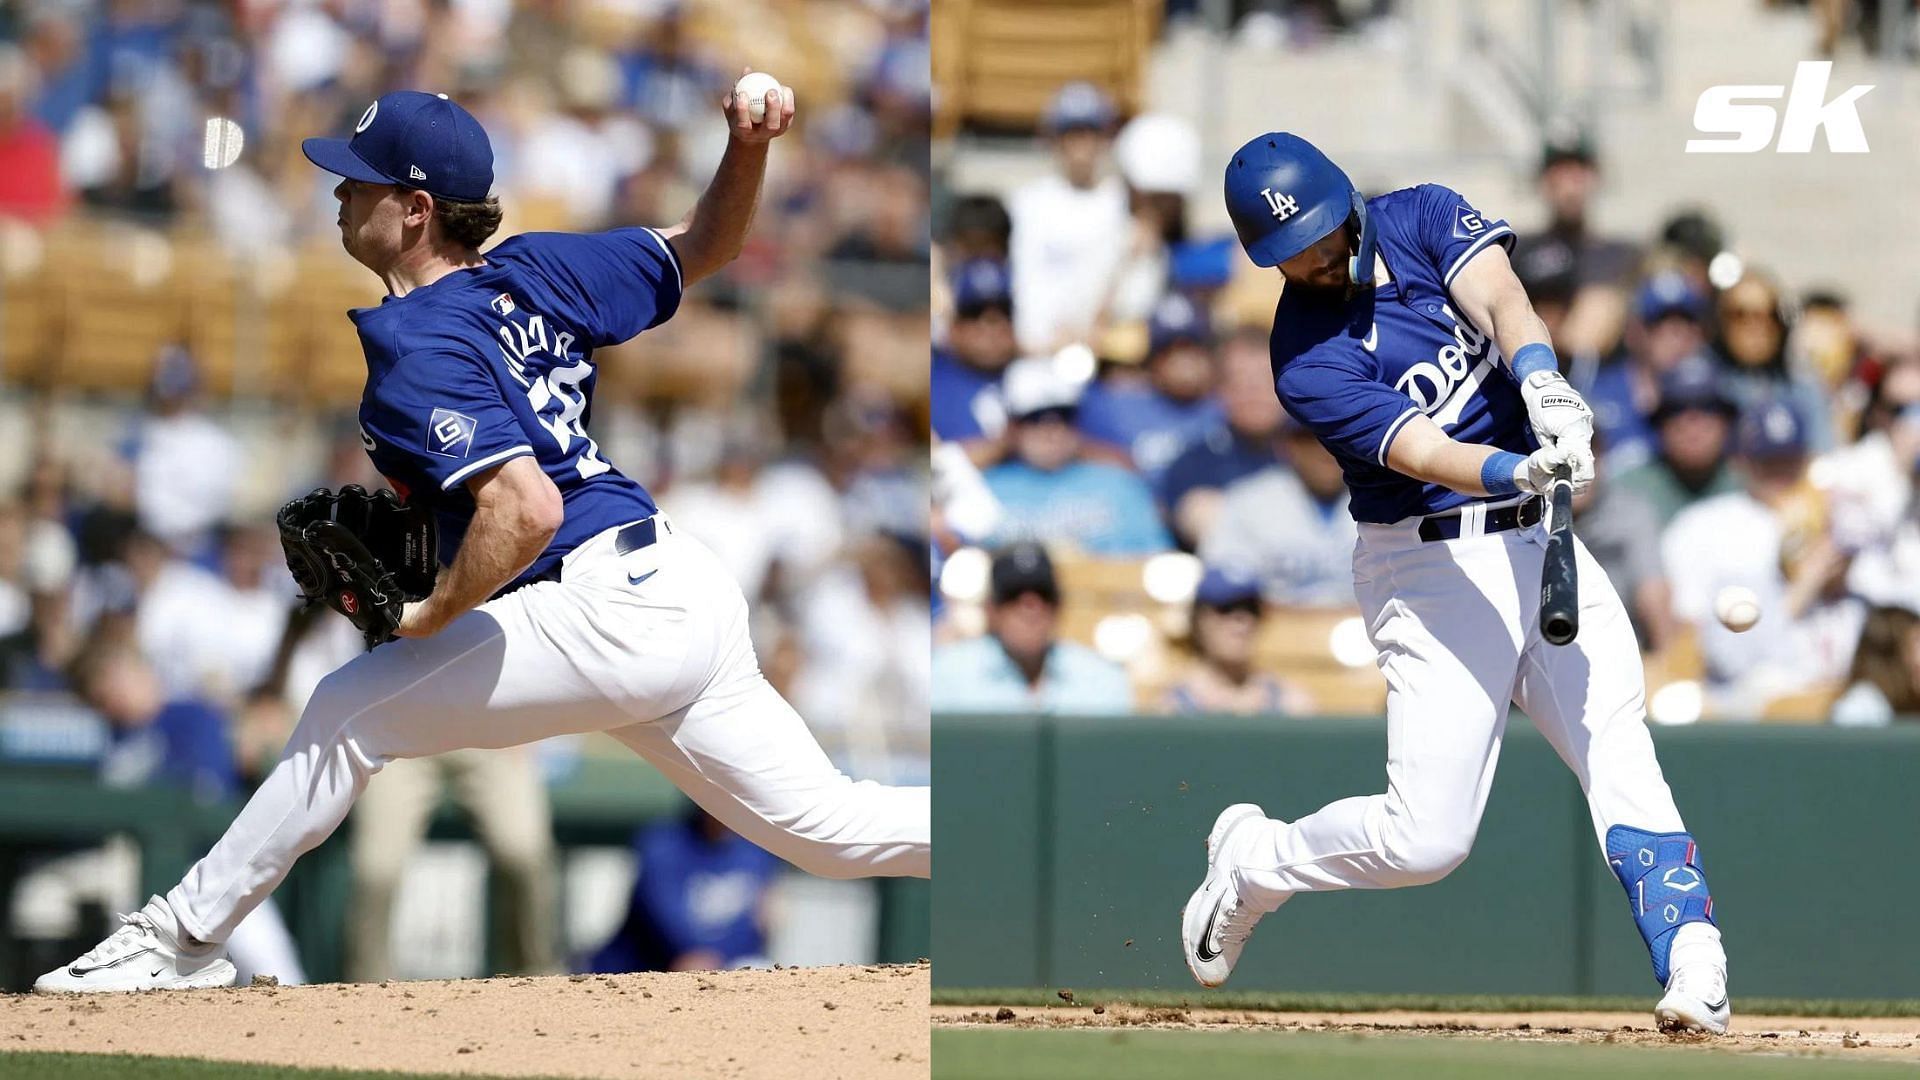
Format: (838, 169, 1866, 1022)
(1179, 134, 1729, 1034)
(38, 80, 929, 994)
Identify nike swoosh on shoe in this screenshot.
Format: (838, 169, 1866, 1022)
(1194, 895, 1225, 962)
(68, 947, 155, 977)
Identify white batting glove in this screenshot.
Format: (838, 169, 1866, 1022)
(1519, 370, 1596, 452)
(1515, 443, 1594, 497)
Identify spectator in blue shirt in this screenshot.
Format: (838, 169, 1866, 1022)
(1078, 292, 1226, 486)
(1582, 271, 1713, 473)
(1158, 326, 1283, 545)
(931, 258, 1017, 464)
(985, 357, 1173, 556)
(931, 541, 1134, 714)
(586, 808, 781, 974)
(70, 636, 236, 803)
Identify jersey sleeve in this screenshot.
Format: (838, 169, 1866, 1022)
(1275, 348, 1421, 469)
(1409, 184, 1515, 289)
(369, 350, 536, 492)
(517, 227, 685, 347)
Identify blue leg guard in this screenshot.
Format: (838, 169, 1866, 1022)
(1605, 826, 1716, 985)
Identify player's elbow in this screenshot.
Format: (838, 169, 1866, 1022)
(519, 478, 565, 543)
(673, 234, 740, 287)
(474, 456, 565, 546)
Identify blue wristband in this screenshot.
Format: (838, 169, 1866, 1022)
(1512, 342, 1558, 380)
(1482, 450, 1525, 496)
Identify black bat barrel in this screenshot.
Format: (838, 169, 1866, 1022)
(1540, 478, 1579, 645)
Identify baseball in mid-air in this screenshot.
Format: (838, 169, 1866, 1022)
(733, 71, 785, 123)
(1714, 586, 1762, 633)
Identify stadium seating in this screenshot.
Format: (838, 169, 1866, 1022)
(933, 0, 1159, 136)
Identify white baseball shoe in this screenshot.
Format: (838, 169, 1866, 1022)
(1180, 803, 1270, 988)
(34, 895, 236, 994)
(1656, 961, 1730, 1035)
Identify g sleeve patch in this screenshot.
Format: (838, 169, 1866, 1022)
(1453, 204, 1489, 240)
(426, 408, 478, 459)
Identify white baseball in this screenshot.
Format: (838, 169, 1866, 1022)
(732, 72, 784, 124)
(1714, 586, 1762, 633)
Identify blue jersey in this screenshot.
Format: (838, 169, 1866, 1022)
(1269, 184, 1532, 524)
(351, 227, 682, 586)
(929, 349, 1005, 442)
(1076, 382, 1225, 486)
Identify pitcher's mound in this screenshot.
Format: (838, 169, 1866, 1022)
(5, 963, 929, 1079)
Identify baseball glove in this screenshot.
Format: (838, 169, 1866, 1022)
(277, 485, 438, 650)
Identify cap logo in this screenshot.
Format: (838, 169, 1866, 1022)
(408, 164, 427, 181)
(355, 101, 378, 133)
(1260, 188, 1299, 221)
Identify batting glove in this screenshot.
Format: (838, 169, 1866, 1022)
(1516, 443, 1594, 497)
(1519, 370, 1596, 452)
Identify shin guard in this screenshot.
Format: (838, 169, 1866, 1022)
(1605, 826, 1716, 985)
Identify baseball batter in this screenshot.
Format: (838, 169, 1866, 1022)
(37, 79, 929, 994)
(1179, 134, 1730, 1034)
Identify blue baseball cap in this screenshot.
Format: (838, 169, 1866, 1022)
(1045, 81, 1116, 133)
(1194, 566, 1262, 608)
(302, 91, 493, 202)
(1738, 398, 1808, 459)
(1635, 270, 1708, 324)
(1147, 292, 1210, 354)
(1653, 356, 1736, 422)
(952, 258, 1013, 313)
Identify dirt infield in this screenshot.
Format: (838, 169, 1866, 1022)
(933, 1003, 1920, 1062)
(1, 964, 929, 1079)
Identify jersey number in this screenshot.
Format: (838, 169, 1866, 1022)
(527, 360, 611, 479)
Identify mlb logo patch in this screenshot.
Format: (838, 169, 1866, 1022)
(492, 293, 514, 316)
(427, 408, 477, 459)
(1453, 205, 1488, 239)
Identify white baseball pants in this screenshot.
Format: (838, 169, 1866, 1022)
(167, 519, 930, 947)
(1228, 509, 1692, 907)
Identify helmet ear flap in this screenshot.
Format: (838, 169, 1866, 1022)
(1346, 188, 1375, 284)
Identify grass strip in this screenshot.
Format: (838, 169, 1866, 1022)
(933, 987, 1920, 1018)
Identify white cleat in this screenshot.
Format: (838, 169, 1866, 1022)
(1180, 803, 1269, 988)
(1656, 962, 1731, 1035)
(34, 896, 236, 994)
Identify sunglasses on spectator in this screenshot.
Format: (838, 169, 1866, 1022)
(993, 587, 1060, 606)
(956, 302, 1012, 321)
(1199, 598, 1263, 618)
(1016, 406, 1077, 425)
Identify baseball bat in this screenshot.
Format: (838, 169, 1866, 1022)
(1539, 469, 1579, 646)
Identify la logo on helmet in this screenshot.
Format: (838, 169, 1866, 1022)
(356, 101, 378, 134)
(1260, 188, 1299, 221)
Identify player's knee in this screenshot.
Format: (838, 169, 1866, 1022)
(781, 840, 870, 880)
(292, 670, 390, 772)
(292, 671, 358, 747)
(1378, 822, 1474, 885)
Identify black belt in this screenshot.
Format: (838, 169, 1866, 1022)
(1417, 496, 1544, 542)
(492, 516, 666, 598)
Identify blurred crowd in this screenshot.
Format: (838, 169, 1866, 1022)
(931, 78, 1920, 726)
(0, 0, 929, 984)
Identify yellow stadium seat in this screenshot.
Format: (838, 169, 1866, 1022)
(936, 0, 1159, 134)
(44, 222, 189, 395)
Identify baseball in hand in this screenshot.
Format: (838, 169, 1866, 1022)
(733, 72, 784, 123)
(1714, 586, 1762, 633)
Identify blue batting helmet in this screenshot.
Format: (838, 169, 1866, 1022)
(1225, 132, 1373, 282)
